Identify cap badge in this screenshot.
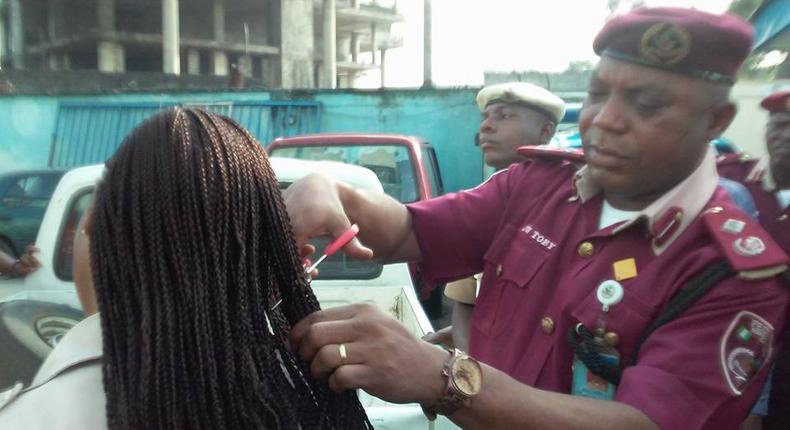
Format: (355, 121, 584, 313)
(733, 236, 766, 257)
(639, 23, 691, 66)
(721, 219, 745, 235)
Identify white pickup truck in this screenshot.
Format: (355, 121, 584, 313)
(0, 157, 458, 430)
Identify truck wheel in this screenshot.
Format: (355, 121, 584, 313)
(0, 300, 85, 389)
(0, 237, 16, 258)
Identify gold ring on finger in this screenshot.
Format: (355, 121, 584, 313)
(338, 343, 348, 365)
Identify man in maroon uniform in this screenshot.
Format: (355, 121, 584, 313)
(719, 91, 789, 253)
(287, 8, 789, 430)
(719, 90, 790, 430)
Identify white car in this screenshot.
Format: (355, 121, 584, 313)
(0, 157, 457, 430)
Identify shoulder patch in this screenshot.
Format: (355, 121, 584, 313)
(702, 206, 789, 279)
(517, 145, 585, 164)
(720, 311, 774, 395)
(0, 382, 23, 411)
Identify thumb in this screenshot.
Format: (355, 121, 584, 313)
(323, 217, 373, 261)
(342, 237, 373, 260)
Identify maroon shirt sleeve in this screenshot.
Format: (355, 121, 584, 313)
(406, 163, 537, 286)
(615, 275, 789, 430)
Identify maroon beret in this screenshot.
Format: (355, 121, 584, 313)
(760, 90, 790, 113)
(593, 7, 753, 84)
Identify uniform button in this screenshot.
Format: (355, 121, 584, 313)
(779, 214, 788, 222)
(540, 317, 554, 334)
(604, 332, 620, 347)
(496, 264, 503, 277)
(577, 241, 594, 258)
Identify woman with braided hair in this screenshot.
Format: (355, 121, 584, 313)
(0, 108, 373, 430)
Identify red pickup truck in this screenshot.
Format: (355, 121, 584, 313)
(267, 133, 446, 318)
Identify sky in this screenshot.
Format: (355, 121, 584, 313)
(357, 0, 734, 88)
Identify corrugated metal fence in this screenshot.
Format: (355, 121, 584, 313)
(48, 101, 321, 168)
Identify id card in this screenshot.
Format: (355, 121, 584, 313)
(571, 353, 619, 400)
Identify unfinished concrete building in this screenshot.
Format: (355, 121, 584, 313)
(0, 0, 403, 88)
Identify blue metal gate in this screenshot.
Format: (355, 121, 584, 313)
(48, 101, 321, 168)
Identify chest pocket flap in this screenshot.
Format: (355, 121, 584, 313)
(475, 224, 554, 337)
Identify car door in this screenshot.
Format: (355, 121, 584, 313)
(0, 173, 61, 256)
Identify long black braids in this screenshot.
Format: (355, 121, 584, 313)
(90, 107, 374, 430)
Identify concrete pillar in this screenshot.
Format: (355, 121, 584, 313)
(380, 48, 387, 88)
(98, 42, 125, 72)
(322, 0, 336, 89)
(280, 0, 314, 88)
(97, 0, 124, 73)
(423, 0, 432, 87)
(48, 0, 60, 41)
(97, 0, 114, 32)
(212, 52, 228, 76)
(350, 31, 360, 63)
(162, 0, 180, 75)
(211, 0, 227, 76)
(213, 0, 225, 42)
(370, 22, 377, 65)
(9, 0, 24, 69)
(0, 0, 6, 68)
(187, 49, 200, 74)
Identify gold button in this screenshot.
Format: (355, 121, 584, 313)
(577, 241, 594, 258)
(496, 264, 503, 277)
(704, 206, 723, 215)
(540, 317, 554, 334)
(604, 332, 620, 347)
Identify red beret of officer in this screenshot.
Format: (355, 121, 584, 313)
(760, 90, 790, 113)
(593, 7, 753, 84)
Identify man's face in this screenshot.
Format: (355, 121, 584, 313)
(579, 57, 716, 208)
(766, 112, 790, 187)
(479, 103, 549, 170)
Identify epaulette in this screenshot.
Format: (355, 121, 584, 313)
(715, 152, 753, 167)
(517, 145, 585, 164)
(702, 205, 789, 280)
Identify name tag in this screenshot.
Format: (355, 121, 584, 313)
(571, 353, 619, 401)
(519, 225, 558, 250)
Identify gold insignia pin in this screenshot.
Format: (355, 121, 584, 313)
(613, 258, 638, 281)
(639, 23, 691, 66)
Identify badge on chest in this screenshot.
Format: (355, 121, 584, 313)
(570, 279, 626, 401)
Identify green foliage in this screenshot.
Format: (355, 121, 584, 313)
(727, 0, 763, 19)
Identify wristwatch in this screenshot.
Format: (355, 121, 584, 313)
(422, 348, 483, 420)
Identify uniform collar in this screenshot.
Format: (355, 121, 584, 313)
(28, 313, 103, 390)
(745, 155, 776, 192)
(573, 148, 719, 255)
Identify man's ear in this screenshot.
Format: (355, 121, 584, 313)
(706, 102, 736, 141)
(540, 121, 557, 145)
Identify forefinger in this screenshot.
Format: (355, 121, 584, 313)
(289, 304, 366, 349)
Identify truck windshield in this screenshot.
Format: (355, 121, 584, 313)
(270, 144, 418, 203)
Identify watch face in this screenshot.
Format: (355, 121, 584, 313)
(451, 357, 482, 396)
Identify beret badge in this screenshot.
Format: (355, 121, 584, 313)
(639, 23, 691, 66)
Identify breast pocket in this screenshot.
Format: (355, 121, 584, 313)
(473, 224, 553, 338)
